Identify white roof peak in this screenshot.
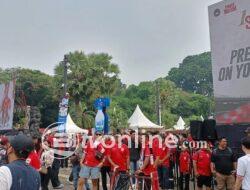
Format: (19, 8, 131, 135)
(128, 105, 163, 129)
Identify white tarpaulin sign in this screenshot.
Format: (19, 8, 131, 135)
(0, 81, 15, 130)
(209, 0, 250, 124)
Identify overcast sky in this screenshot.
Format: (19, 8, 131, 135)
(0, 0, 220, 85)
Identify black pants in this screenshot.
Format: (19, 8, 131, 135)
(169, 161, 175, 189)
(101, 166, 111, 190)
(138, 174, 151, 190)
(41, 167, 52, 190)
(179, 173, 190, 190)
(69, 170, 73, 182)
(157, 165, 170, 189)
(114, 171, 130, 190)
(60, 158, 68, 168)
(51, 158, 61, 187)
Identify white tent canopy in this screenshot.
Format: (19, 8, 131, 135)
(128, 105, 163, 130)
(173, 116, 185, 130)
(65, 114, 88, 134)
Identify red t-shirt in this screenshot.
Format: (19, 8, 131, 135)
(102, 140, 111, 167)
(159, 145, 170, 167)
(83, 141, 105, 167)
(109, 143, 129, 171)
(179, 150, 191, 173)
(151, 137, 161, 158)
(193, 149, 211, 176)
(27, 150, 41, 170)
(142, 145, 156, 176)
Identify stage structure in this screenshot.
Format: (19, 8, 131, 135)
(209, 0, 250, 124)
(208, 0, 250, 152)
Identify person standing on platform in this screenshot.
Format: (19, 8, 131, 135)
(211, 137, 237, 190)
(234, 136, 250, 190)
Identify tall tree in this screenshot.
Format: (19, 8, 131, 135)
(54, 51, 120, 128)
(0, 68, 58, 128)
(167, 52, 213, 96)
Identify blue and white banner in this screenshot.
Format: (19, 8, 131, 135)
(58, 94, 69, 132)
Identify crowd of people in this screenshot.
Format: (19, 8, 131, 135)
(0, 127, 249, 190)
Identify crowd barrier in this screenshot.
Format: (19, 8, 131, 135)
(110, 170, 159, 190)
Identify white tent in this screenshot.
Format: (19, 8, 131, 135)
(173, 116, 185, 130)
(65, 114, 88, 134)
(128, 105, 163, 130)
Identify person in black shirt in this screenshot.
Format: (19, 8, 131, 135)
(211, 137, 237, 190)
(129, 130, 141, 185)
(0, 134, 41, 190)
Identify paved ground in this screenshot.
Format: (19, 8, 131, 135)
(48, 167, 73, 190)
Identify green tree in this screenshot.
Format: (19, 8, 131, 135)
(0, 68, 58, 128)
(171, 91, 213, 120)
(167, 52, 213, 96)
(0, 51, 215, 131)
(54, 51, 120, 128)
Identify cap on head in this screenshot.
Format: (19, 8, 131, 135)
(9, 134, 34, 158)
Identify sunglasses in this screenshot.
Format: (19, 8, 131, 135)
(95, 134, 102, 136)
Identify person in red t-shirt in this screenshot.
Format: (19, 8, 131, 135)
(108, 134, 130, 190)
(136, 133, 160, 190)
(108, 134, 130, 172)
(193, 147, 212, 190)
(101, 136, 112, 190)
(78, 132, 105, 190)
(158, 134, 171, 190)
(27, 150, 41, 171)
(136, 134, 153, 190)
(179, 146, 191, 190)
(27, 135, 41, 171)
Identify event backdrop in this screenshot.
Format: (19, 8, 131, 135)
(0, 81, 15, 130)
(209, 0, 250, 124)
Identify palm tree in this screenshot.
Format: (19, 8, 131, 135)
(55, 51, 120, 129)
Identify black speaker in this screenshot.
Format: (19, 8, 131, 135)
(202, 119, 217, 140)
(190, 120, 203, 140)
